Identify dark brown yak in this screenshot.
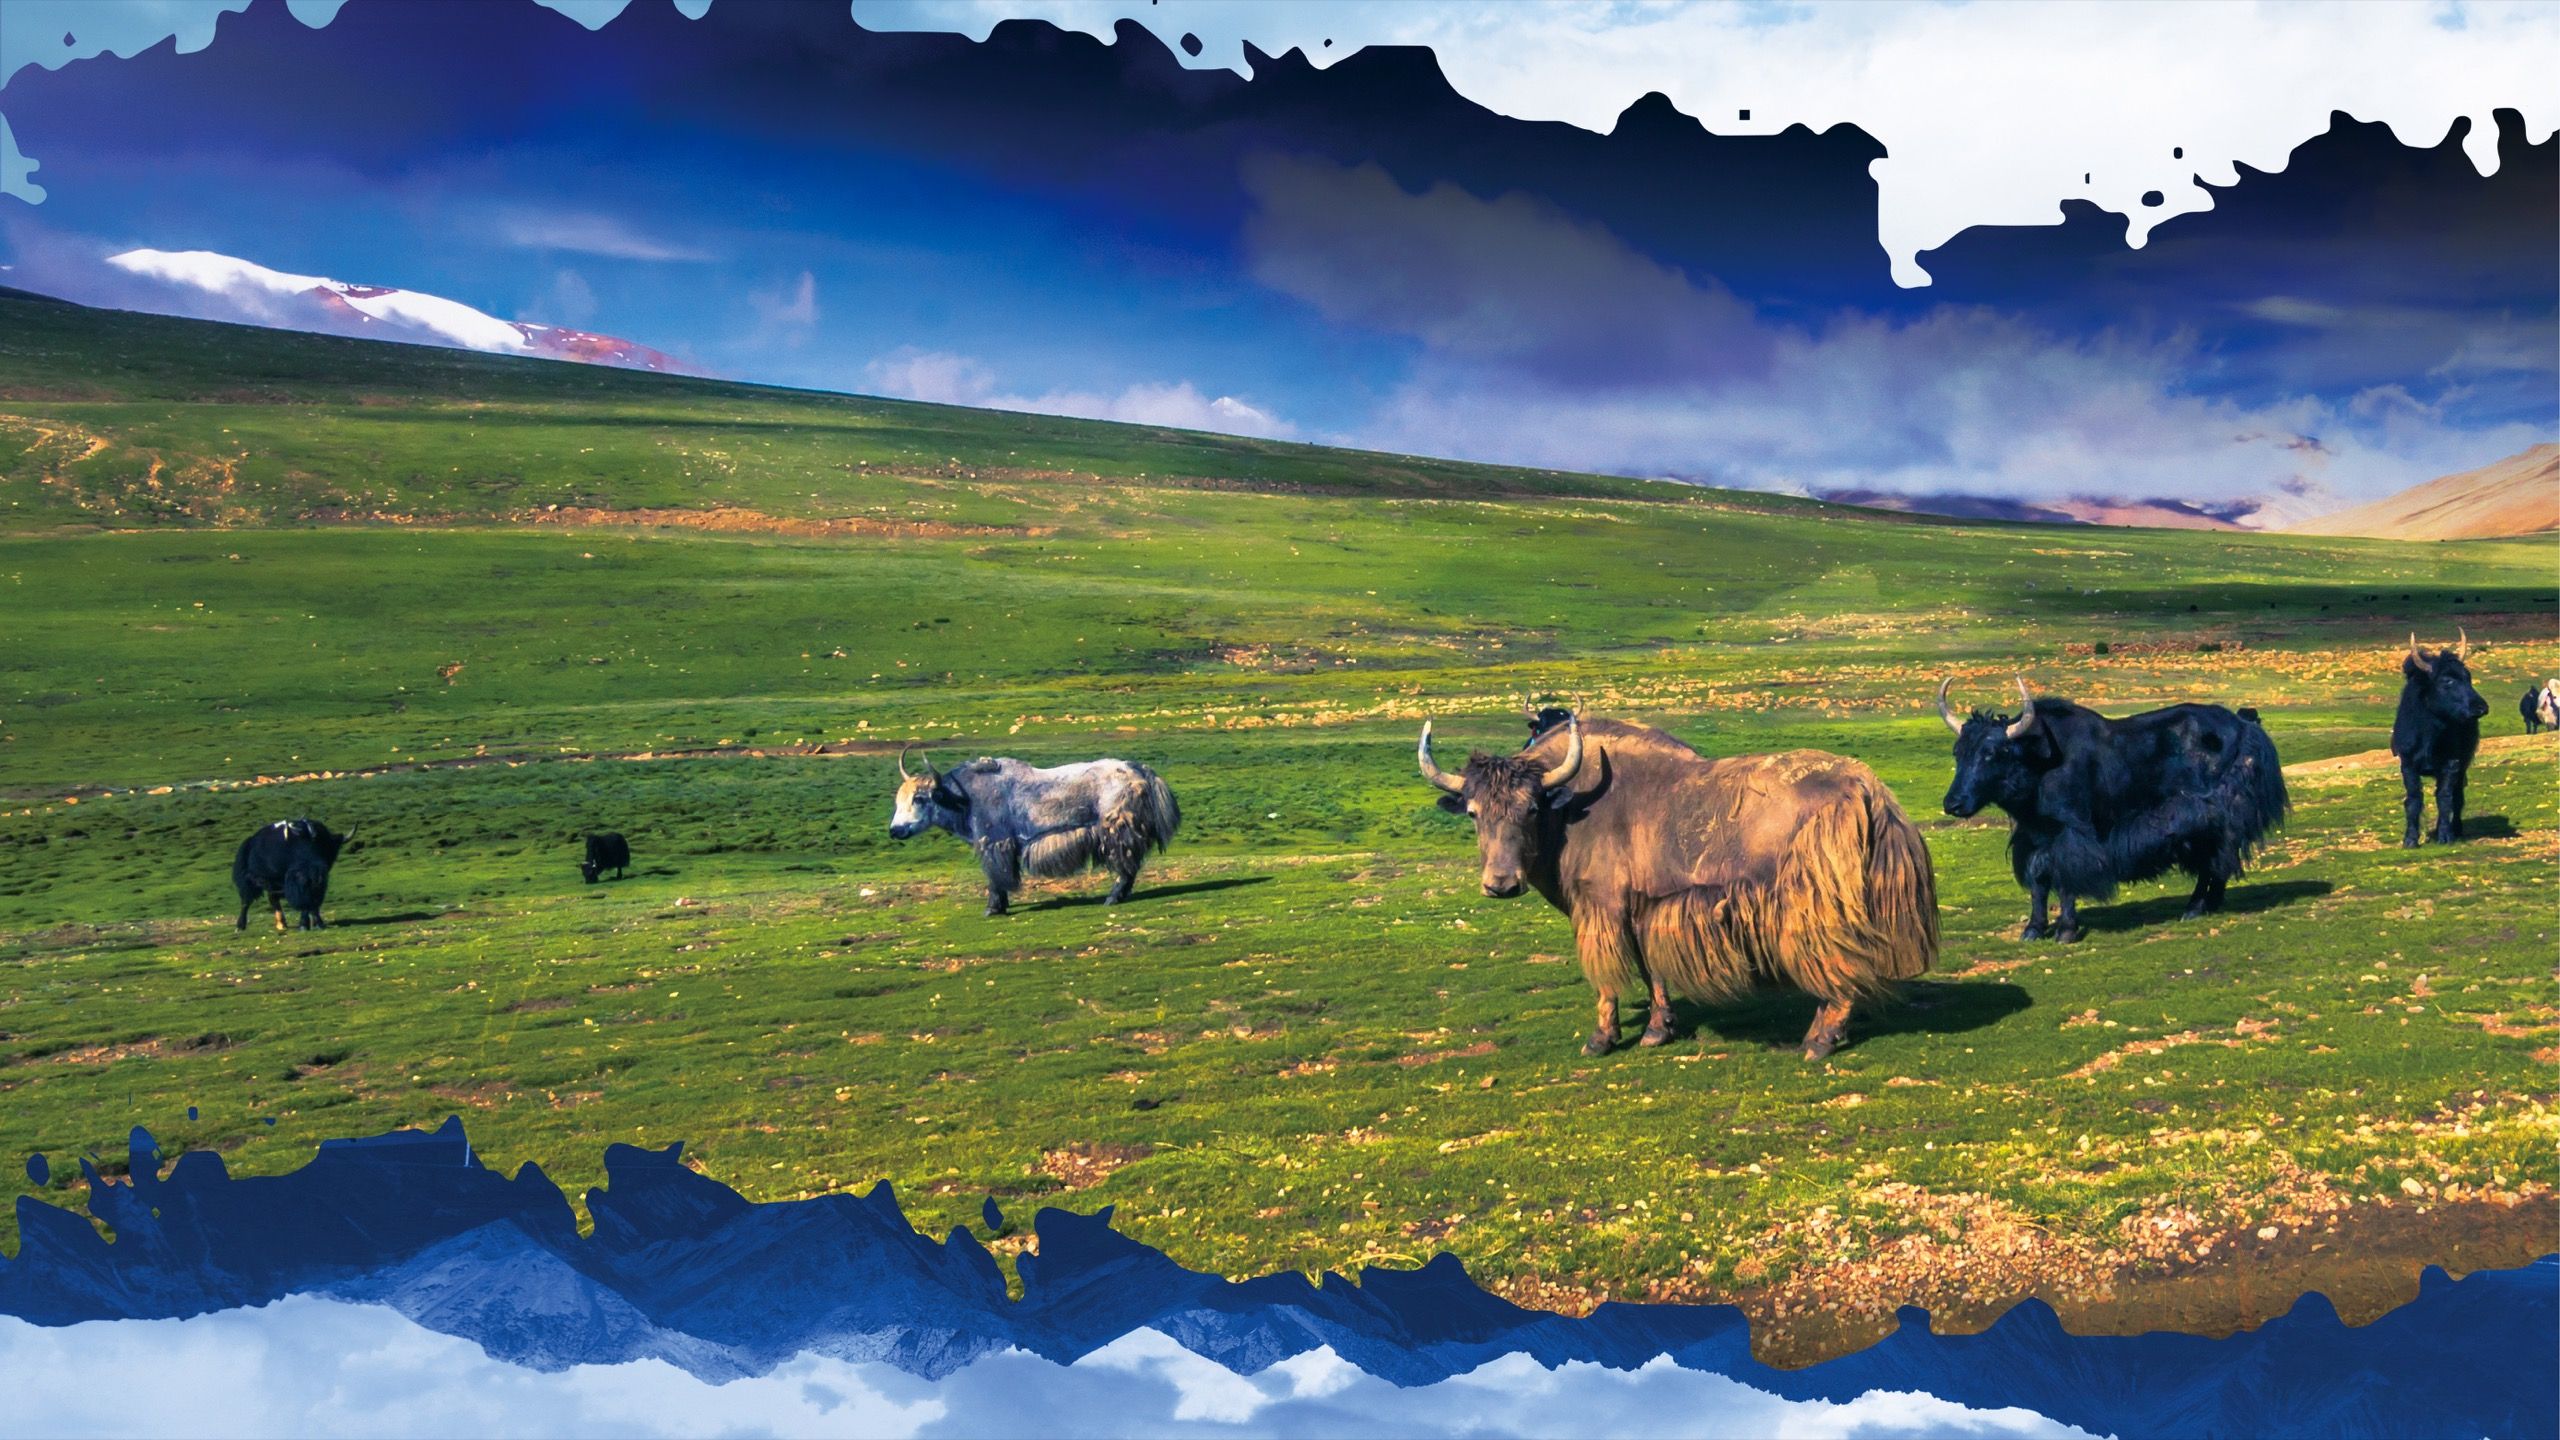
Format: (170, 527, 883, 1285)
(1419, 715, 1938, 1058)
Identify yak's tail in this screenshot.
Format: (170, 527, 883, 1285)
(1132, 764, 1181, 852)
(1845, 779, 1940, 986)
(2227, 718, 2289, 862)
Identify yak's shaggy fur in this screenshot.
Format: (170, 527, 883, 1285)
(1431, 719, 1936, 1058)
(1943, 692, 2287, 939)
(892, 754, 1180, 915)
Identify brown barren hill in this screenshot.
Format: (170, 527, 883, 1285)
(2287, 443, 2559, 540)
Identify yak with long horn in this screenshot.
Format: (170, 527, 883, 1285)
(1421, 709, 1935, 1060)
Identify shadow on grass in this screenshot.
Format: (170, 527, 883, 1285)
(1022, 876, 1273, 912)
(1681, 979, 2032, 1055)
(327, 910, 445, 927)
(2078, 878, 2334, 933)
(2457, 814, 2519, 840)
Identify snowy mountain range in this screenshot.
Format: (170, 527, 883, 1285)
(102, 249, 688, 374)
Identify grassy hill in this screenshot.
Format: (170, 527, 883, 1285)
(2, 292, 2553, 1357)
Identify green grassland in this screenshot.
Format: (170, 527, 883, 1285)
(2, 292, 2553, 1349)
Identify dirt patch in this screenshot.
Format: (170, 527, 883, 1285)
(2068, 1017, 2278, 1078)
(2289, 733, 2543, 781)
(1488, 1182, 2555, 1369)
(517, 505, 1049, 541)
(1038, 1142, 1154, 1190)
(32, 1037, 172, 1067)
(1397, 1040, 1498, 1067)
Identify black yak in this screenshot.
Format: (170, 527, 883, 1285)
(1938, 677, 2287, 941)
(1420, 715, 1938, 1059)
(232, 818, 352, 931)
(2521, 680, 2557, 735)
(580, 832, 631, 883)
(889, 748, 1180, 915)
(2395, 632, 2489, 846)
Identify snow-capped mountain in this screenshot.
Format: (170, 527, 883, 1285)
(104, 248, 688, 374)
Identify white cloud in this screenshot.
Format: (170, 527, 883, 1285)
(0, 1299, 2094, 1440)
(104, 246, 533, 353)
(866, 348, 1296, 440)
(747, 269, 820, 346)
(491, 208, 711, 262)
(865, 0, 2558, 286)
(1239, 154, 2543, 513)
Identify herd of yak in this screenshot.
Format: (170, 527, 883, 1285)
(233, 633, 2540, 1058)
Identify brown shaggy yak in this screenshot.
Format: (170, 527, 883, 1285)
(1419, 715, 1938, 1058)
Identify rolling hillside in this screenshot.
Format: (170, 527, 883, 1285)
(2288, 443, 2560, 541)
(1, 291, 2552, 1356)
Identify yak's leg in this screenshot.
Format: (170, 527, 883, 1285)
(236, 896, 252, 930)
(2053, 889, 2085, 943)
(1800, 997, 1854, 1060)
(2401, 761, 2426, 847)
(1584, 990, 1619, 1057)
(1639, 976, 1676, 1047)
(1105, 855, 1139, 905)
(978, 841, 1016, 917)
(2180, 868, 2221, 921)
(2021, 879, 2051, 940)
(271, 894, 287, 932)
(2436, 767, 2465, 843)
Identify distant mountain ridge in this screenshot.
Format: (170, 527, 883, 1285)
(102, 249, 688, 375)
(2285, 444, 2559, 541)
(1815, 488, 2256, 531)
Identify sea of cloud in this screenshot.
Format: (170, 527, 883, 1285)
(0, 1297, 2089, 1440)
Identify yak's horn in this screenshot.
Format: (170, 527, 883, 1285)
(1935, 675, 1963, 735)
(2005, 676, 2038, 740)
(2458, 626, 2469, 659)
(1539, 716, 1585, 789)
(1417, 721, 1464, 794)
(896, 743, 916, 780)
(2409, 633, 2433, 673)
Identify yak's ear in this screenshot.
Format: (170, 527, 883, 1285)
(1435, 793, 1468, 815)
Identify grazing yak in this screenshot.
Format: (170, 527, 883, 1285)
(580, 832, 631, 884)
(1419, 715, 1937, 1059)
(2522, 680, 2558, 735)
(2395, 632, 2489, 846)
(1938, 677, 2286, 941)
(889, 748, 1180, 915)
(232, 818, 352, 931)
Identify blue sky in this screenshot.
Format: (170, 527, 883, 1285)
(1, 0, 2552, 515)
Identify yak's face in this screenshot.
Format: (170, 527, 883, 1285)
(2407, 651, 2490, 724)
(889, 770, 958, 840)
(1439, 760, 1552, 898)
(579, 860, 602, 884)
(1943, 715, 2044, 818)
(1420, 717, 1583, 897)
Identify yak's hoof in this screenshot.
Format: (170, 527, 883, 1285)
(2019, 922, 2047, 941)
(1581, 1032, 1615, 1057)
(1639, 1024, 1675, 1048)
(2180, 904, 2208, 921)
(2402, 833, 2422, 849)
(2054, 925, 2086, 944)
(1800, 1034, 1842, 1061)
(2434, 829, 2459, 845)
(984, 903, 1008, 918)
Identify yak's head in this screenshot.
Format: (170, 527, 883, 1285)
(888, 746, 959, 840)
(2404, 631, 2489, 724)
(579, 859, 602, 884)
(301, 821, 353, 864)
(1418, 716, 1584, 898)
(1936, 676, 2049, 819)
